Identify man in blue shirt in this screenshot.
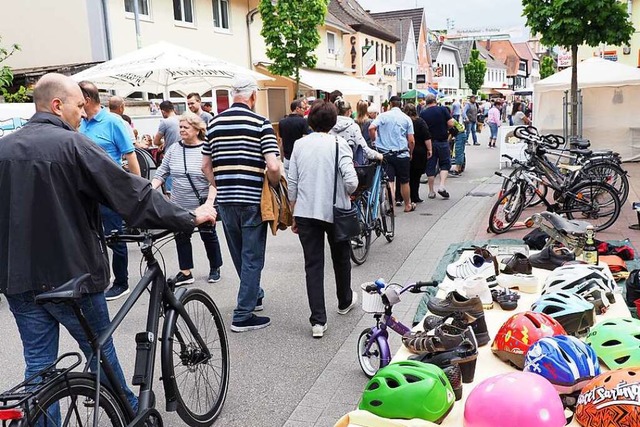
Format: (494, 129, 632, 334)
(369, 96, 416, 212)
(79, 80, 140, 301)
(420, 94, 454, 199)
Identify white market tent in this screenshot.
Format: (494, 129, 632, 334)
(533, 57, 640, 161)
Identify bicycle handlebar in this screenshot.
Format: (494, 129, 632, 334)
(409, 281, 439, 293)
(106, 229, 173, 244)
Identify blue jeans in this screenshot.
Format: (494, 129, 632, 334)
(6, 291, 138, 421)
(488, 122, 499, 139)
(100, 205, 128, 288)
(217, 204, 267, 322)
(465, 122, 477, 144)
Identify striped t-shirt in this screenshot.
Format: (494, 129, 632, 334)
(154, 141, 210, 212)
(203, 103, 279, 204)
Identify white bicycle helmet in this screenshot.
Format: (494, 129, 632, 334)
(542, 264, 616, 303)
(531, 292, 596, 336)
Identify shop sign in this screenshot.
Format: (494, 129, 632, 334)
(383, 66, 397, 77)
(362, 44, 377, 76)
(603, 50, 618, 62)
(557, 52, 572, 68)
(416, 74, 426, 84)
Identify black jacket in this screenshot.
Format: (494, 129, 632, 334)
(0, 113, 195, 295)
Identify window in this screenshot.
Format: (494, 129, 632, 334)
(212, 0, 229, 29)
(327, 32, 336, 55)
(215, 89, 230, 114)
(173, 0, 193, 23)
(376, 42, 379, 61)
(390, 47, 393, 63)
(124, 0, 150, 17)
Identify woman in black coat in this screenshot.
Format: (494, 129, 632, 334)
(403, 103, 432, 203)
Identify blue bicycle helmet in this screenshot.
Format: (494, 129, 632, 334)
(524, 335, 601, 394)
(531, 291, 595, 336)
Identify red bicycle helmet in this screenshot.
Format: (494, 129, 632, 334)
(575, 367, 640, 427)
(491, 311, 567, 369)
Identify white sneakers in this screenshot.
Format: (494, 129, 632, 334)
(497, 273, 540, 294)
(440, 276, 494, 309)
(446, 254, 497, 281)
(312, 323, 327, 338)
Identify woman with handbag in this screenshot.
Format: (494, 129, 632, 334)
(288, 100, 359, 339)
(151, 113, 223, 285)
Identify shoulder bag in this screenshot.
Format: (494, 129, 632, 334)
(183, 143, 207, 205)
(332, 137, 359, 242)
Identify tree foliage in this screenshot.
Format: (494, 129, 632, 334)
(463, 49, 487, 95)
(521, 0, 633, 135)
(0, 36, 20, 90)
(258, 0, 328, 96)
(540, 56, 556, 80)
(2, 86, 29, 103)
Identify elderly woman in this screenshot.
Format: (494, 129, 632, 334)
(330, 97, 383, 165)
(152, 113, 223, 285)
(288, 100, 359, 339)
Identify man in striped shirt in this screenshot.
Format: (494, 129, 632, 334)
(202, 75, 281, 332)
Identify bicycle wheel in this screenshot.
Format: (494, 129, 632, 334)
(357, 328, 386, 378)
(350, 198, 371, 265)
(578, 162, 629, 205)
(379, 182, 395, 242)
(24, 373, 127, 427)
(502, 168, 546, 207)
(488, 185, 526, 234)
(162, 288, 229, 427)
(564, 181, 621, 232)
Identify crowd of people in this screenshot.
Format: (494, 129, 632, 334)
(0, 72, 537, 419)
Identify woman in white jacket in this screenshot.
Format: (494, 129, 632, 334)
(330, 97, 383, 164)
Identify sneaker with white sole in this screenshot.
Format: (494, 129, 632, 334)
(231, 314, 271, 332)
(174, 272, 195, 286)
(105, 285, 130, 301)
(461, 276, 494, 309)
(312, 323, 327, 338)
(337, 291, 358, 315)
(446, 254, 497, 281)
(497, 273, 539, 294)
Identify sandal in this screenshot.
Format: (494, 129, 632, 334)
(491, 288, 520, 311)
(404, 202, 417, 212)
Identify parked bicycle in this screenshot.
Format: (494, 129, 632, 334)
(490, 153, 621, 233)
(350, 158, 395, 265)
(0, 229, 229, 427)
(357, 279, 438, 378)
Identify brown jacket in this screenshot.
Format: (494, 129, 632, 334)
(260, 174, 293, 235)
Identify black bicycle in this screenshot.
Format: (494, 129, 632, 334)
(0, 229, 229, 427)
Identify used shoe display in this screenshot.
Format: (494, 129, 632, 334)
(446, 254, 497, 281)
(496, 273, 540, 294)
(461, 276, 494, 309)
(403, 323, 476, 354)
(529, 246, 575, 270)
(426, 292, 489, 346)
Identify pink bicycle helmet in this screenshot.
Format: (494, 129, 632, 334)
(463, 372, 565, 427)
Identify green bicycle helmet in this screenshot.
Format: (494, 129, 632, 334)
(585, 317, 640, 369)
(358, 360, 455, 423)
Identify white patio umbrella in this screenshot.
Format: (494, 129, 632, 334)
(71, 41, 272, 97)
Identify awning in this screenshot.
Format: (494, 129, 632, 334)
(298, 68, 382, 96)
(496, 89, 514, 96)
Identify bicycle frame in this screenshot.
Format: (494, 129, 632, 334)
(357, 163, 384, 229)
(36, 234, 211, 427)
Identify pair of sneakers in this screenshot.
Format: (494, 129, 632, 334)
(312, 291, 358, 338)
(175, 269, 221, 286)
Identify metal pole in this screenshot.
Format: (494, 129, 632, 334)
(399, 19, 403, 96)
(133, 0, 142, 49)
(562, 90, 568, 141)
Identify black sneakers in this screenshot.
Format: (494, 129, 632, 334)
(175, 272, 195, 286)
(230, 314, 271, 332)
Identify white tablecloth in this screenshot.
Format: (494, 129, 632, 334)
(391, 254, 630, 427)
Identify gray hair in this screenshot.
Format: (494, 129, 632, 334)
(425, 94, 437, 105)
(179, 112, 207, 140)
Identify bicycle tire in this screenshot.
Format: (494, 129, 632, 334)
(488, 185, 525, 234)
(564, 181, 621, 232)
(162, 288, 229, 427)
(350, 198, 371, 265)
(20, 373, 128, 427)
(380, 182, 395, 242)
(578, 162, 629, 205)
(357, 328, 387, 378)
(502, 168, 546, 207)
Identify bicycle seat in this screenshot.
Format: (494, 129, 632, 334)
(570, 138, 590, 149)
(540, 212, 588, 235)
(569, 148, 593, 157)
(35, 273, 92, 304)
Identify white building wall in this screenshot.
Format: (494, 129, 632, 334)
(434, 49, 459, 94)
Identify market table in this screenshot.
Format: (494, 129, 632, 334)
(391, 252, 631, 427)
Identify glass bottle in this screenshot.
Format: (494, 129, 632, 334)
(583, 225, 599, 265)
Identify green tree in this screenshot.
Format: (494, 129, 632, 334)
(463, 49, 487, 95)
(258, 0, 328, 97)
(522, 0, 633, 136)
(540, 56, 556, 80)
(0, 36, 20, 90)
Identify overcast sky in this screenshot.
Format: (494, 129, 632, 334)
(359, 0, 528, 38)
